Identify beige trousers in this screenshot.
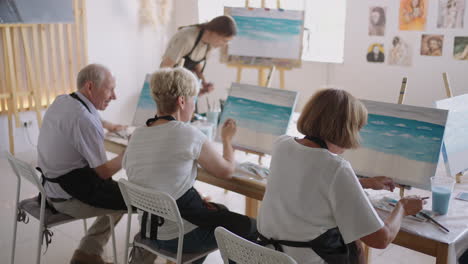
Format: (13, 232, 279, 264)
(52, 198, 124, 256)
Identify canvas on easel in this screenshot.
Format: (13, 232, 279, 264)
(217, 83, 298, 154)
(222, 7, 304, 68)
(132, 74, 156, 126)
(436, 94, 468, 177)
(343, 100, 448, 190)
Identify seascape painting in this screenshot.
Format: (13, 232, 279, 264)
(436, 94, 468, 176)
(343, 100, 448, 190)
(132, 74, 156, 126)
(218, 83, 297, 154)
(223, 7, 304, 67)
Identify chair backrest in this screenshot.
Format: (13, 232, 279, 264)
(215, 227, 298, 264)
(118, 179, 182, 224)
(6, 152, 45, 194)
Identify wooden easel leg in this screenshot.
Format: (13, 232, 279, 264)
(279, 69, 285, 89)
(236, 67, 242, 83)
(258, 68, 266, 87)
(456, 172, 463, 184)
(399, 187, 405, 198)
(363, 242, 371, 264)
(8, 110, 15, 155)
(245, 198, 259, 218)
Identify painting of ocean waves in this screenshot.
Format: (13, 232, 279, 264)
(220, 96, 292, 136)
(233, 16, 302, 42)
(219, 83, 297, 154)
(226, 7, 304, 60)
(132, 74, 156, 126)
(343, 100, 448, 190)
(361, 114, 445, 164)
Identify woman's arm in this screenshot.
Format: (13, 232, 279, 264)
(197, 119, 236, 179)
(360, 196, 424, 249)
(160, 57, 177, 68)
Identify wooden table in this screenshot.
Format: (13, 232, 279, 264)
(105, 137, 466, 264)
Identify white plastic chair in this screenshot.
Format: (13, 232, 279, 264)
(118, 179, 217, 264)
(215, 227, 298, 264)
(6, 152, 118, 264)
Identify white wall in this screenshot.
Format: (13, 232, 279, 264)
(0, 0, 175, 154)
(86, 0, 175, 124)
(334, 0, 468, 106)
(178, 0, 468, 113)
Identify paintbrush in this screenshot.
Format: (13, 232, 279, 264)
(388, 203, 449, 233)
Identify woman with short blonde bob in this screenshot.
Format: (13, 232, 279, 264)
(257, 89, 424, 264)
(123, 68, 256, 264)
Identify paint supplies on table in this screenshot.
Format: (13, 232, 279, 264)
(455, 192, 468, 202)
(236, 162, 270, 180)
(371, 196, 437, 222)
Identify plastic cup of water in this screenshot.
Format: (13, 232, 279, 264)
(431, 176, 455, 215)
(206, 111, 220, 125)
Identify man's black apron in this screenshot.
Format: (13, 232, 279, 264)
(141, 115, 256, 242)
(256, 136, 365, 264)
(37, 92, 126, 210)
(177, 28, 209, 73)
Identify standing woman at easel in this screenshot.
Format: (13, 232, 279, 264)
(160, 15, 237, 96)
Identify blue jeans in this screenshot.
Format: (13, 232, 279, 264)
(155, 227, 217, 264)
(130, 227, 217, 264)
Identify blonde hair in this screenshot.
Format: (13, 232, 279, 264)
(297, 88, 368, 149)
(150, 67, 199, 114)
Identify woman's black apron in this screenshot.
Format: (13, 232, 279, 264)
(256, 136, 365, 264)
(141, 116, 256, 241)
(37, 92, 126, 210)
(178, 28, 209, 73)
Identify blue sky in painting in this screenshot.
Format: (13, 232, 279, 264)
(233, 15, 302, 42)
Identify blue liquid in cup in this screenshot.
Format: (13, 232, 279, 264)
(432, 186, 452, 215)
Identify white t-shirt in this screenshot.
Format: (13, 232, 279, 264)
(258, 135, 384, 264)
(37, 92, 107, 199)
(163, 27, 210, 66)
(123, 121, 208, 240)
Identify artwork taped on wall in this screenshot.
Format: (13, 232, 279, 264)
(367, 43, 385, 63)
(218, 83, 298, 154)
(132, 74, 156, 126)
(436, 94, 468, 176)
(0, 0, 74, 24)
(421, 34, 444, 56)
(437, 0, 465, 29)
(343, 100, 448, 190)
(222, 7, 304, 68)
(388, 36, 412, 66)
(399, 0, 427, 31)
(454, 36, 468, 60)
(369, 6, 386, 36)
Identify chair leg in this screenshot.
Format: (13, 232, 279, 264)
(108, 215, 118, 264)
(36, 223, 43, 264)
(82, 219, 87, 235)
(10, 182, 21, 264)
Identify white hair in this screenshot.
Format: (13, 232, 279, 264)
(76, 64, 110, 90)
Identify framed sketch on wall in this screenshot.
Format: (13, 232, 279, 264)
(221, 7, 305, 68)
(366, 43, 385, 63)
(0, 0, 74, 24)
(388, 36, 412, 66)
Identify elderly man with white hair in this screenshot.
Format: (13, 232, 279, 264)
(37, 64, 126, 264)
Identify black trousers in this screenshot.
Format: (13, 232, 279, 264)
(50, 166, 126, 210)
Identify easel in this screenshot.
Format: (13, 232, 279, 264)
(442, 72, 464, 184)
(0, 0, 88, 155)
(397, 77, 409, 198)
(225, 0, 291, 217)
